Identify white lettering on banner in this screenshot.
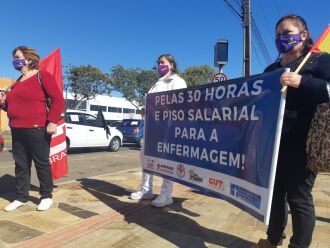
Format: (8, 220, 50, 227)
(204, 80, 263, 101)
(157, 142, 245, 170)
(187, 105, 259, 121)
(49, 151, 67, 164)
(49, 141, 67, 156)
(174, 127, 206, 141)
(155, 92, 185, 106)
(159, 105, 258, 122)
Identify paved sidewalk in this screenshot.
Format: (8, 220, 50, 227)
(0, 169, 329, 248)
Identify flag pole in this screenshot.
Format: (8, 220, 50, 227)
(281, 52, 312, 93)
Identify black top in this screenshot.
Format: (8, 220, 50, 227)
(264, 53, 330, 168)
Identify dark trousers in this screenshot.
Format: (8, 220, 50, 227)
(267, 153, 317, 248)
(11, 128, 53, 202)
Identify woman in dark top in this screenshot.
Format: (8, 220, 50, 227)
(255, 15, 330, 248)
(0, 46, 64, 212)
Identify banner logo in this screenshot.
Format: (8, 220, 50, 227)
(188, 169, 203, 183)
(176, 164, 185, 178)
(208, 178, 225, 190)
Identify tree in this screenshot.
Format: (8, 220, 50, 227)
(110, 64, 216, 107)
(110, 65, 158, 107)
(66, 65, 110, 109)
(181, 65, 216, 87)
(136, 70, 159, 104)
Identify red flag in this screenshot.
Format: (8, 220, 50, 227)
(40, 49, 68, 180)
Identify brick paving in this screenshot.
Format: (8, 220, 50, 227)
(0, 169, 329, 248)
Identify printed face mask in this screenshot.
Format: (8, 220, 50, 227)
(12, 59, 27, 71)
(158, 64, 170, 76)
(275, 34, 302, 53)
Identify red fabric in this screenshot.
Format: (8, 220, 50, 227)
(49, 119, 68, 180)
(40, 49, 68, 180)
(311, 25, 330, 53)
(6, 70, 64, 127)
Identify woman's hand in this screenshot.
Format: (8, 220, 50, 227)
(0, 92, 6, 105)
(46, 122, 57, 135)
(280, 72, 302, 88)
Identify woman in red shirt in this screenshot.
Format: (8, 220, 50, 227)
(0, 46, 64, 212)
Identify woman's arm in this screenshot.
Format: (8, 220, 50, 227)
(39, 70, 65, 123)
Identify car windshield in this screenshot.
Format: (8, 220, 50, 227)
(119, 120, 141, 127)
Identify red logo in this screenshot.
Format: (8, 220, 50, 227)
(177, 164, 185, 178)
(208, 178, 225, 190)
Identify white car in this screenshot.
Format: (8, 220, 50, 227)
(65, 110, 123, 152)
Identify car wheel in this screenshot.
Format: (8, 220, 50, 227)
(109, 137, 120, 152)
(138, 137, 144, 148)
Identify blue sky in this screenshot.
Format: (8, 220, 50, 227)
(1, 0, 329, 86)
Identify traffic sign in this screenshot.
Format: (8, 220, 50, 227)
(212, 72, 227, 83)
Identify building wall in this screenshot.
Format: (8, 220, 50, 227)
(65, 93, 142, 121)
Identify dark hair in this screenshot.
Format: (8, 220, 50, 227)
(157, 53, 178, 73)
(276, 14, 313, 54)
(12, 46, 40, 70)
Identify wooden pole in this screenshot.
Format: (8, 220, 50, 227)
(281, 52, 313, 93)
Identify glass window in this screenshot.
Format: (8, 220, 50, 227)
(90, 105, 106, 112)
(66, 113, 84, 124)
(82, 114, 103, 127)
(108, 107, 122, 113)
(65, 99, 86, 110)
(123, 108, 135, 114)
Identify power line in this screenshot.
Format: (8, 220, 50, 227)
(223, 0, 242, 19)
(251, 16, 272, 65)
(252, 42, 263, 68)
(257, 0, 274, 46)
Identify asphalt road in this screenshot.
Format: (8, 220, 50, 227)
(0, 145, 141, 195)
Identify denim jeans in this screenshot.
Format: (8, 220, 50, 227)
(11, 128, 53, 202)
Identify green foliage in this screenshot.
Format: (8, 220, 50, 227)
(66, 65, 110, 109)
(136, 70, 159, 104)
(110, 65, 158, 106)
(181, 65, 216, 87)
(110, 64, 216, 106)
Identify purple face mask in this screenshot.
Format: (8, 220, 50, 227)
(275, 34, 302, 53)
(158, 64, 170, 76)
(12, 59, 27, 71)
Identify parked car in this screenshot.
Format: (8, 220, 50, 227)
(65, 110, 123, 152)
(0, 132, 4, 152)
(106, 120, 122, 128)
(117, 119, 144, 147)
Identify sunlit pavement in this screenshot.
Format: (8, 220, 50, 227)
(0, 168, 329, 248)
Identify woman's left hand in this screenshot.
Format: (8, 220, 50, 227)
(47, 122, 57, 135)
(280, 72, 302, 88)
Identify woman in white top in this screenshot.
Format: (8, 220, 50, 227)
(130, 54, 187, 207)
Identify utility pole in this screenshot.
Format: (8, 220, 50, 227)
(242, 0, 251, 76)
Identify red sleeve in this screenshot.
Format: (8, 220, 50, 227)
(40, 70, 65, 123)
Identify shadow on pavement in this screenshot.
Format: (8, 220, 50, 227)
(0, 174, 16, 199)
(78, 178, 255, 248)
(0, 174, 43, 204)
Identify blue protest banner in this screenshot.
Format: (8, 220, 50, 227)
(142, 69, 286, 224)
